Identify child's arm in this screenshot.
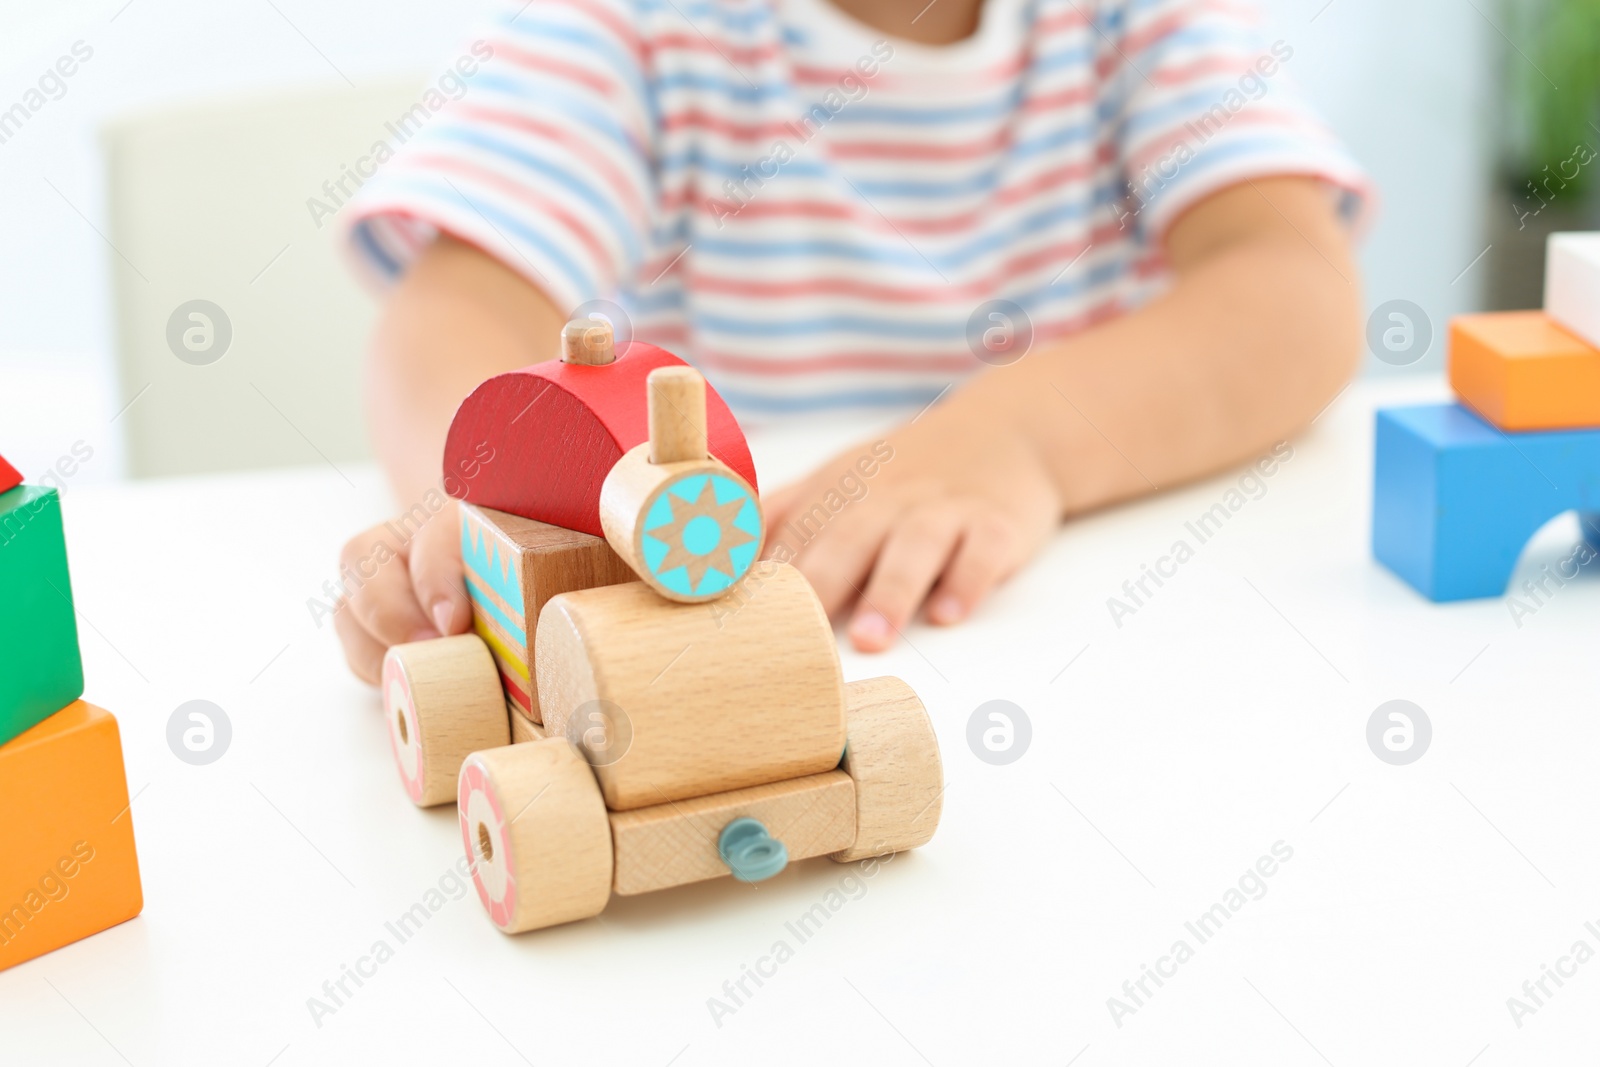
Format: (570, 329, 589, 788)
(334, 236, 566, 683)
(334, 176, 1358, 678)
(367, 236, 569, 507)
(767, 176, 1363, 651)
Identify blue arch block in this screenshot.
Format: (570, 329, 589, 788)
(1373, 403, 1600, 601)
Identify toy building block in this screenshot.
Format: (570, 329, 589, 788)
(459, 738, 613, 933)
(461, 502, 635, 723)
(536, 561, 845, 811)
(1449, 312, 1600, 430)
(1546, 232, 1600, 350)
(443, 319, 757, 537)
(0, 701, 142, 972)
(383, 635, 509, 806)
(609, 772, 856, 896)
(458, 676, 942, 932)
(509, 714, 545, 745)
(600, 367, 763, 601)
(831, 677, 944, 862)
(1372, 403, 1600, 600)
(0, 484, 85, 746)
(0, 452, 20, 495)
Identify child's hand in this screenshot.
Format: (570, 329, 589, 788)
(764, 401, 1063, 652)
(332, 498, 471, 684)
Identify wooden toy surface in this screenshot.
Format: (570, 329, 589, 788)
(509, 711, 546, 744)
(643, 365, 706, 465)
(383, 635, 509, 807)
(609, 771, 856, 896)
(0, 701, 142, 972)
(1546, 232, 1600, 351)
(0, 454, 20, 496)
(0, 485, 84, 747)
(1448, 311, 1600, 430)
(442, 341, 756, 537)
(461, 503, 635, 723)
(1372, 402, 1600, 601)
(600, 367, 764, 602)
(832, 676, 944, 862)
(601, 444, 763, 602)
(535, 562, 846, 811)
(459, 739, 612, 934)
(561, 318, 617, 366)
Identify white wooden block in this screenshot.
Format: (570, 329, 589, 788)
(1545, 232, 1600, 350)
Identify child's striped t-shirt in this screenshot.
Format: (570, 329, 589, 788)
(344, 0, 1369, 420)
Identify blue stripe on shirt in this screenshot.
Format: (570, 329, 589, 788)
(382, 174, 601, 292)
(677, 259, 1124, 339)
(425, 126, 647, 263)
(352, 220, 402, 278)
(666, 185, 1118, 272)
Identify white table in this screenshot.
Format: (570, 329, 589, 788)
(4, 375, 1599, 1066)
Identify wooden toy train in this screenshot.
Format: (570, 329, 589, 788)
(380, 318, 944, 933)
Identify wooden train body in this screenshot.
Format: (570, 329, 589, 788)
(381, 320, 943, 933)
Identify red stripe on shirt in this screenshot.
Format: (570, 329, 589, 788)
(669, 146, 1118, 236)
(1124, 106, 1327, 175)
(536, 0, 646, 60)
(395, 154, 616, 267)
(681, 296, 1125, 377)
(448, 102, 649, 223)
(644, 224, 1126, 302)
(490, 40, 621, 96)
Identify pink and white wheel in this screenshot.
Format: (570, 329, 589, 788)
(384, 654, 426, 803)
(380, 635, 508, 807)
(457, 739, 613, 934)
(459, 757, 517, 929)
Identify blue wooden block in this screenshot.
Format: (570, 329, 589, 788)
(1373, 403, 1600, 601)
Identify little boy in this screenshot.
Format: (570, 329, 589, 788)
(333, 0, 1367, 682)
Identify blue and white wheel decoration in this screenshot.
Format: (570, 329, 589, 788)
(639, 472, 762, 599)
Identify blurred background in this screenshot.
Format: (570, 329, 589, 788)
(0, 0, 1595, 485)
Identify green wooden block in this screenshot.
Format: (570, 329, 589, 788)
(0, 485, 84, 745)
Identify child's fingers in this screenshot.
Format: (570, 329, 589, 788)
(333, 600, 387, 685)
(788, 500, 899, 617)
(409, 501, 470, 637)
(339, 531, 439, 648)
(926, 513, 1020, 625)
(848, 503, 965, 652)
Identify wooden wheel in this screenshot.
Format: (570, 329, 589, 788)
(458, 739, 613, 933)
(831, 677, 944, 863)
(383, 635, 508, 807)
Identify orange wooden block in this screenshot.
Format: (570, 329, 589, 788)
(1449, 311, 1600, 430)
(0, 701, 143, 972)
